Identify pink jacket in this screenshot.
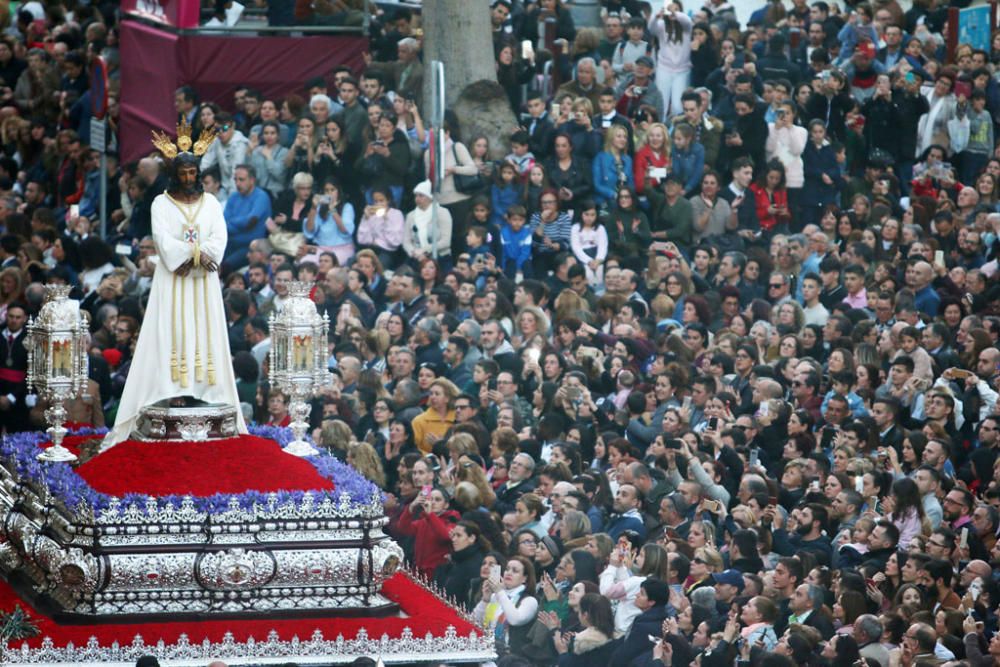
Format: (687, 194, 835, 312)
(357, 208, 405, 251)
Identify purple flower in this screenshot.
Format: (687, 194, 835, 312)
(0, 426, 379, 517)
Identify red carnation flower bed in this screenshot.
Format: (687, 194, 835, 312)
(74, 435, 334, 497)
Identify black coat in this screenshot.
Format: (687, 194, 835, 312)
(611, 605, 669, 667)
(545, 157, 593, 206)
(558, 635, 617, 667)
(0, 328, 30, 433)
(495, 479, 536, 516)
(434, 544, 485, 610)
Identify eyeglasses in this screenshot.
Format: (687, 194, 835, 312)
(519, 538, 537, 546)
(769, 283, 784, 289)
(455, 404, 473, 410)
(220, 124, 232, 131)
(927, 540, 948, 548)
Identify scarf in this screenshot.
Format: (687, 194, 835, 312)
(412, 204, 434, 249)
(917, 92, 948, 157)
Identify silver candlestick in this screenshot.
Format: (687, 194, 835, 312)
(26, 286, 89, 463)
(268, 282, 331, 457)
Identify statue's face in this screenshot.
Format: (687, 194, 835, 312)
(175, 162, 199, 193)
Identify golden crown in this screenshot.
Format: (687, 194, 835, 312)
(150, 117, 217, 159)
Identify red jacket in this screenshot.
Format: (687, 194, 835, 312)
(750, 183, 789, 232)
(396, 505, 461, 579)
(633, 144, 670, 196)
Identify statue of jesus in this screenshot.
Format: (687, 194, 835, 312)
(103, 149, 247, 448)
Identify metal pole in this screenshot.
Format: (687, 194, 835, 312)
(99, 154, 107, 239)
(429, 60, 446, 261)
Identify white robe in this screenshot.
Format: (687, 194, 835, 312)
(104, 193, 248, 448)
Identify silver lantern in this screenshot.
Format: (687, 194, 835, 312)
(268, 281, 331, 457)
(26, 285, 89, 462)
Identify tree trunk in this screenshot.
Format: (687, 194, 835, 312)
(421, 0, 518, 160)
(421, 0, 497, 110)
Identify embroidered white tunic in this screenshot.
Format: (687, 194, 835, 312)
(103, 193, 248, 448)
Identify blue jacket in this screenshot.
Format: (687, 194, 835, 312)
(592, 152, 635, 205)
(501, 222, 533, 270)
(670, 143, 705, 196)
(223, 187, 272, 266)
(490, 184, 521, 227)
(606, 509, 646, 541)
(801, 141, 840, 206)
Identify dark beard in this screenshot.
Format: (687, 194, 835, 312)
(796, 524, 812, 536)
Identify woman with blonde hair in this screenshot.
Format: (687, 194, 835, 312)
(453, 481, 484, 512)
(593, 124, 634, 207)
(411, 378, 459, 454)
(634, 122, 671, 196)
(347, 441, 387, 488)
(0, 266, 23, 323)
(446, 433, 479, 466)
(514, 306, 551, 347)
(317, 419, 354, 453)
(553, 289, 590, 323)
(456, 455, 497, 509)
(559, 510, 591, 551)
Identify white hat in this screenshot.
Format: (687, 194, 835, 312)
(413, 180, 433, 198)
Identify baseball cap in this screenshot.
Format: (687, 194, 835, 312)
(712, 569, 746, 590)
(635, 55, 655, 69)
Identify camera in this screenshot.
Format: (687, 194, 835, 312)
(318, 195, 331, 205)
(633, 86, 645, 95)
(776, 109, 786, 118)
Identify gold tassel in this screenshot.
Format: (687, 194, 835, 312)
(193, 274, 203, 383)
(203, 273, 215, 386)
(179, 272, 188, 388)
(171, 275, 179, 383)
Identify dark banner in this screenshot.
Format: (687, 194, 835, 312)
(119, 20, 367, 164)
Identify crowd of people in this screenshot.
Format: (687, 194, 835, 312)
(0, 0, 1000, 667)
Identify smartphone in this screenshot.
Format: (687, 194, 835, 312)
(768, 495, 777, 506)
(565, 386, 582, 402)
(749, 447, 760, 468)
(820, 426, 836, 449)
(488, 378, 498, 392)
(703, 499, 720, 513)
(960, 527, 969, 549)
(648, 635, 661, 644)
(421, 484, 432, 497)
(934, 250, 945, 268)
(809, 479, 821, 492)
(551, 102, 560, 117)
(115, 242, 133, 255)
(69, 204, 80, 218)
(649, 167, 668, 179)
(758, 402, 769, 417)
(954, 80, 972, 99)
(855, 476, 865, 494)
(665, 439, 683, 450)
(682, 396, 692, 411)
(490, 564, 502, 580)
(521, 39, 534, 60)
(708, 416, 719, 430)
